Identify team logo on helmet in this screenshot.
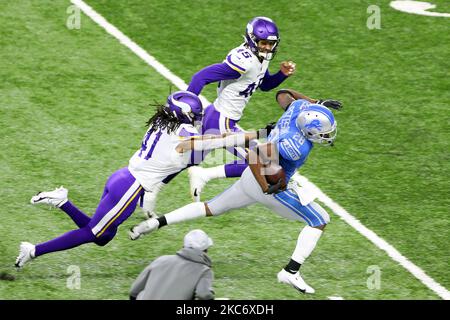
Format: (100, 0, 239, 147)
(167, 91, 203, 125)
(296, 104, 337, 146)
(304, 119, 322, 131)
(244, 17, 280, 61)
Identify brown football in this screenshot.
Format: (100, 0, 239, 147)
(264, 164, 287, 188)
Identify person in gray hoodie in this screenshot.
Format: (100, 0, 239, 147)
(129, 229, 214, 300)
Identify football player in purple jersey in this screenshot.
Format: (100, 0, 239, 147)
(15, 91, 262, 269)
(186, 17, 297, 203)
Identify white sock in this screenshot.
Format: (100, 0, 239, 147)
(203, 165, 226, 180)
(291, 226, 323, 264)
(166, 202, 207, 225)
(142, 182, 165, 213)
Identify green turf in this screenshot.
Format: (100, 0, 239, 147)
(0, 0, 448, 299)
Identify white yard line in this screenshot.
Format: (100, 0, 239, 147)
(70, 0, 210, 108)
(71, 0, 450, 300)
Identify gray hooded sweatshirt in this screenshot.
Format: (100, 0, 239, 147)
(130, 247, 214, 300)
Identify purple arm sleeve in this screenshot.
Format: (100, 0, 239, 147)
(258, 70, 288, 92)
(187, 63, 241, 95)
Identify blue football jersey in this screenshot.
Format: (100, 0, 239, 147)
(267, 99, 313, 181)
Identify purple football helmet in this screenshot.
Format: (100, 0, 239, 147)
(167, 91, 203, 125)
(245, 17, 280, 61)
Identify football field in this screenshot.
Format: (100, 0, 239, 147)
(0, 0, 449, 300)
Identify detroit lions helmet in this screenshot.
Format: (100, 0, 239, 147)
(296, 104, 337, 146)
(167, 91, 203, 125)
(245, 17, 280, 61)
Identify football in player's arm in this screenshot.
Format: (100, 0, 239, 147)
(129, 94, 339, 294)
(15, 91, 263, 269)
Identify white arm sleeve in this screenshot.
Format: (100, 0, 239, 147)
(192, 134, 247, 151)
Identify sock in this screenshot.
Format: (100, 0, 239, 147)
(59, 201, 91, 228)
(157, 216, 167, 228)
(284, 259, 301, 274)
(140, 182, 165, 212)
(291, 226, 323, 264)
(224, 161, 248, 178)
(203, 166, 226, 180)
(34, 226, 96, 257)
(165, 202, 207, 225)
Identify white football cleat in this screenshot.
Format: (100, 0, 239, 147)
(188, 166, 210, 202)
(30, 186, 68, 207)
(15, 242, 36, 269)
(277, 269, 315, 294)
(128, 218, 160, 240)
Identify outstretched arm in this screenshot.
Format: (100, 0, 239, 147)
(276, 88, 343, 111)
(176, 131, 261, 153)
(258, 70, 288, 92)
(187, 63, 241, 95)
(259, 61, 296, 92)
(275, 88, 318, 110)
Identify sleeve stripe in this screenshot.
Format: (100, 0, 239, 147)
(279, 139, 301, 161)
(225, 55, 246, 73)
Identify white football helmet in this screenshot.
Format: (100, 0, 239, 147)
(296, 104, 337, 146)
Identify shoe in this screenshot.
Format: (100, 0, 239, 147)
(15, 242, 35, 269)
(30, 186, 68, 207)
(128, 218, 159, 240)
(277, 269, 315, 294)
(188, 166, 210, 202)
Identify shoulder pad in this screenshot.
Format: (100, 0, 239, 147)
(224, 47, 255, 74)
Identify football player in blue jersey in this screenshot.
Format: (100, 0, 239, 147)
(130, 91, 339, 294)
(141, 17, 342, 216)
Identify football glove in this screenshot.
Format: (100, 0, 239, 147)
(257, 122, 276, 139)
(317, 99, 343, 110)
(265, 178, 286, 195)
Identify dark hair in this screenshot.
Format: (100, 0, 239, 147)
(146, 103, 181, 134)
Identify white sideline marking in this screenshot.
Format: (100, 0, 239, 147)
(70, 0, 210, 108)
(71, 0, 450, 300)
(328, 296, 344, 300)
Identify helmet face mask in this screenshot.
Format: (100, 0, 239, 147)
(167, 91, 203, 125)
(245, 17, 280, 61)
(296, 105, 338, 146)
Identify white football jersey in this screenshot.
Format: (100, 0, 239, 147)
(214, 44, 270, 120)
(128, 124, 199, 191)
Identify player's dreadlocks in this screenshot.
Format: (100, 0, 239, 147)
(146, 103, 181, 134)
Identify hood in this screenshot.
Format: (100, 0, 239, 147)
(176, 247, 212, 267)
